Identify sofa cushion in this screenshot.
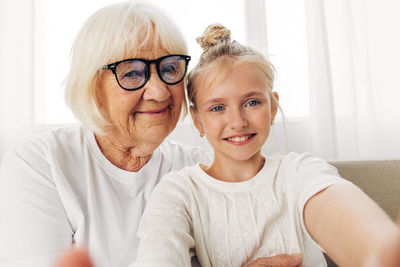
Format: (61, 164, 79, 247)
(330, 160, 400, 220)
(324, 160, 400, 267)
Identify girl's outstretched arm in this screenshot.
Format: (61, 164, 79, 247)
(304, 182, 400, 267)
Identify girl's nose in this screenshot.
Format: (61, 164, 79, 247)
(229, 109, 248, 130)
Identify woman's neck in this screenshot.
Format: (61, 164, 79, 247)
(94, 134, 154, 172)
(203, 153, 265, 182)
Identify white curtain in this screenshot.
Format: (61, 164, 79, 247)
(304, 0, 400, 160)
(0, 0, 34, 158)
(0, 0, 399, 161)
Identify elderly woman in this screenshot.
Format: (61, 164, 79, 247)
(0, 2, 301, 267)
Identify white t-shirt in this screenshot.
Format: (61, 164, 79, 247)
(132, 153, 351, 267)
(0, 125, 210, 267)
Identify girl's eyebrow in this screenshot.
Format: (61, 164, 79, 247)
(202, 98, 224, 106)
(243, 91, 265, 98)
(201, 91, 266, 107)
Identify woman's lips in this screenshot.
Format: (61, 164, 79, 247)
(223, 133, 256, 145)
(136, 106, 169, 115)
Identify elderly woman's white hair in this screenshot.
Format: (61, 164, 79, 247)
(65, 1, 188, 135)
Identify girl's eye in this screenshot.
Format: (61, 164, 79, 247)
(245, 100, 260, 107)
(210, 106, 224, 112)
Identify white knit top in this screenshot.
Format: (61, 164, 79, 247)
(131, 152, 350, 267)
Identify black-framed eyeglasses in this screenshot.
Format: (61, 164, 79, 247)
(102, 54, 191, 91)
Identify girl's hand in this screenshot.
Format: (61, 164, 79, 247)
(365, 213, 400, 267)
(56, 250, 302, 267)
(55, 248, 94, 267)
(364, 233, 400, 267)
(246, 253, 302, 267)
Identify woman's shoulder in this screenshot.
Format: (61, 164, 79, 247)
(0, 125, 88, 192)
(160, 138, 208, 156)
(159, 139, 213, 167)
(3, 125, 86, 165)
(160, 164, 199, 184)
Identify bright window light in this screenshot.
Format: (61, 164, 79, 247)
(265, 0, 309, 118)
(34, 0, 308, 124)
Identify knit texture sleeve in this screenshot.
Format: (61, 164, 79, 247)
(284, 152, 351, 251)
(287, 153, 351, 216)
(130, 171, 195, 267)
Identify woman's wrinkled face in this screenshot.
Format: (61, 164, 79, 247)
(97, 46, 184, 147)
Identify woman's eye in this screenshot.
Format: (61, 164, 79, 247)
(123, 70, 144, 79)
(210, 106, 224, 112)
(161, 64, 177, 74)
(245, 100, 260, 107)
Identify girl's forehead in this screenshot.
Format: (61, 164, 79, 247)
(197, 64, 270, 101)
(209, 63, 269, 89)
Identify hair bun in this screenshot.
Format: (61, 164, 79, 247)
(196, 23, 231, 51)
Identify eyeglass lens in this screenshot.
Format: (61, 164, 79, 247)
(115, 56, 187, 90)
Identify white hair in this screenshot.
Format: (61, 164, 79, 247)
(64, 1, 188, 134)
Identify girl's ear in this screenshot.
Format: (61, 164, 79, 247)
(190, 106, 204, 135)
(271, 91, 280, 123)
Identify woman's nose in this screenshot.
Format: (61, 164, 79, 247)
(142, 67, 171, 102)
(229, 109, 248, 130)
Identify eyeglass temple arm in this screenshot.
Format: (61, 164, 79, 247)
(102, 63, 116, 70)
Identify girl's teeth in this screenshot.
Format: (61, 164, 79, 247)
(228, 135, 250, 142)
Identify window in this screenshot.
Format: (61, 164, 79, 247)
(34, 0, 309, 124)
(34, 0, 246, 124)
(265, 0, 309, 118)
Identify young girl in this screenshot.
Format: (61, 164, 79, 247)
(131, 24, 399, 267)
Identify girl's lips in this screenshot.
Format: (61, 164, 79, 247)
(223, 133, 256, 145)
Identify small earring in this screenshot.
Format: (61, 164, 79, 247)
(200, 132, 205, 138)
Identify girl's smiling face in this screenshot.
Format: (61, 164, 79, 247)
(191, 62, 279, 166)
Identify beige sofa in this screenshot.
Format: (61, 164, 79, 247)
(324, 160, 400, 266)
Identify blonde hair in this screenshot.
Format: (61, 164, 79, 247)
(64, 1, 188, 135)
(186, 23, 276, 109)
(187, 24, 288, 154)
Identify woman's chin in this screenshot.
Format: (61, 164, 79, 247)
(133, 126, 173, 144)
